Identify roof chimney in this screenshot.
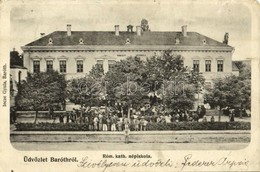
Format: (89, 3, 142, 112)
(127, 25, 133, 32)
(223, 33, 229, 44)
(136, 26, 141, 36)
(40, 33, 45, 37)
(182, 25, 187, 37)
(115, 25, 119, 36)
(67, 24, 71, 36)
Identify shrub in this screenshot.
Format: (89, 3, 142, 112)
(15, 123, 89, 131)
(15, 121, 250, 131)
(146, 122, 250, 131)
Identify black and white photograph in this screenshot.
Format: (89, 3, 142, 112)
(0, 0, 260, 171)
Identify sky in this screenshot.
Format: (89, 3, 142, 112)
(10, 0, 252, 60)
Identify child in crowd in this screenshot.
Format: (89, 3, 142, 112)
(111, 115, 117, 131)
(202, 115, 207, 122)
(93, 116, 98, 131)
(102, 116, 107, 131)
(124, 124, 130, 144)
(140, 117, 144, 131)
(107, 115, 111, 131)
(210, 116, 215, 122)
(134, 118, 140, 131)
(117, 118, 123, 131)
(143, 119, 148, 131)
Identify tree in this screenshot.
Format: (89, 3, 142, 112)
(15, 71, 66, 123)
(204, 75, 251, 118)
(10, 50, 23, 67)
(144, 50, 205, 112)
(233, 61, 251, 79)
(89, 64, 104, 79)
(105, 51, 205, 115)
(67, 64, 105, 123)
(105, 56, 149, 117)
(141, 18, 150, 32)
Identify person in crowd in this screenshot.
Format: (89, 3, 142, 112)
(156, 116, 161, 123)
(183, 112, 188, 121)
(66, 112, 70, 123)
(102, 115, 108, 131)
(210, 116, 215, 122)
(197, 106, 202, 118)
(111, 114, 117, 131)
(107, 115, 111, 131)
(188, 114, 193, 121)
(230, 111, 235, 122)
(165, 113, 172, 123)
(193, 112, 199, 122)
(134, 118, 140, 131)
(124, 124, 130, 144)
(143, 119, 148, 131)
(179, 113, 183, 121)
(88, 114, 94, 131)
(233, 108, 240, 118)
(160, 115, 166, 123)
(171, 114, 176, 122)
(123, 115, 129, 130)
(93, 115, 99, 131)
(223, 106, 230, 116)
(140, 117, 145, 131)
(59, 114, 64, 123)
(202, 115, 207, 122)
(241, 108, 247, 117)
(48, 105, 54, 119)
(98, 113, 103, 131)
(201, 105, 206, 117)
(10, 107, 16, 124)
(71, 111, 76, 123)
(117, 118, 123, 131)
(175, 113, 180, 122)
(84, 115, 89, 128)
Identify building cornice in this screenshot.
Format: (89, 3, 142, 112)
(21, 45, 234, 52)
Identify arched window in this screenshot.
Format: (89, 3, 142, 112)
(48, 38, 53, 45)
(126, 38, 131, 45)
(79, 38, 84, 45)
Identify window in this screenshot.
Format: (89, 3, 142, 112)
(33, 61, 40, 73)
(48, 38, 53, 45)
(46, 60, 53, 72)
(193, 60, 199, 72)
(217, 60, 224, 72)
(108, 60, 115, 70)
(79, 38, 84, 45)
(96, 60, 103, 70)
(77, 60, 83, 73)
(125, 38, 131, 44)
(205, 60, 211, 72)
(60, 60, 66, 73)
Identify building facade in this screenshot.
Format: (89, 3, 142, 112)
(22, 24, 240, 108)
(22, 24, 236, 81)
(21, 24, 238, 107)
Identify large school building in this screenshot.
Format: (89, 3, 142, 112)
(21, 23, 239, 106)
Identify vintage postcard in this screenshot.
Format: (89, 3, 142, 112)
(0, 0, 259, 171)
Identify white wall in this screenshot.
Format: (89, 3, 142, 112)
(23, 49, 233, 81)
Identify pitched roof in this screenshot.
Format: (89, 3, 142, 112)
(232, 62, 240, 71)
(25, 31, 233, 48)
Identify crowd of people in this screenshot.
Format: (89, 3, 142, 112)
(11, 105, 244, 126)
(52, 107, 210, 131)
